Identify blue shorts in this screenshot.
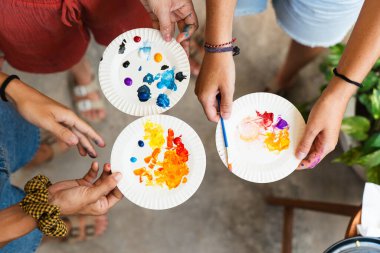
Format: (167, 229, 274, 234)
(235, 0, 364, 47)
(0, 100, 42, 253)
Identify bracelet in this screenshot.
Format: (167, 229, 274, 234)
(333, 68, 362, 88)
(204, 46, 240, 56)
(204, 38, 237, 48)
(19, 175, 68, 237)
(0, 74, 20, 102)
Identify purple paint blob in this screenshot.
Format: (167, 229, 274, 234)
(124, 77, 133, 86)
(275, 117, 288, 129)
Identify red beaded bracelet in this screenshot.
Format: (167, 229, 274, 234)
(204, 38, 237, 48)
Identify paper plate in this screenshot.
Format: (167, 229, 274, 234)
(215, 92, 306, 183)
(111, 115, 206, 210)
(99, 28, 190, 116)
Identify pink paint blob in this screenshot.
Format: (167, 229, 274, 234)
(238, 116, 260, 142)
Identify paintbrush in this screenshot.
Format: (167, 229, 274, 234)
(217, 94, 232, 171)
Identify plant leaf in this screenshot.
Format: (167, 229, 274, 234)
(358, 93, 373, 117)
(360, 71, 379, 92)
(363, 133, 380, 153)
(341, 116, 370, 141)
(333, 147, 362, 166)
(367, 165, 380, 185)
(370, 89, 380, 120)
(356, 149, 380, 168)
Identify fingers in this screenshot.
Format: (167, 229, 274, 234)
(82, 162, 100, 184)
(199, 95, 219, 122)
(219, 87, 234, 119)
(155, 6, 174, 42)
(72, 117, 105, 148)
(46, 121, 78, 146)
(86, 171, 122, 204)
(297, 150, 323, 170)
(72, 128, 97, 158)
(106, 187, 124, 209)
(176, 21, 190, 54)
(295, 126, 319, 160)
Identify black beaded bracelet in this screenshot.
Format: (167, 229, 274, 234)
(333, 68, 362, 88)
(0, 74, 20, 102)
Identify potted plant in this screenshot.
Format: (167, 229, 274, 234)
(300, 43, 380, 184)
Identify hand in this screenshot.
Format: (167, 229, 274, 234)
(6, 79, 105, 158)
(296, 88, 348, 170)
(139, 0, 198, 54)
(48, 162, 123, 216)
(195, 52, 235, 122)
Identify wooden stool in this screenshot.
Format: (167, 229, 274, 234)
(266, 196, 362, 253)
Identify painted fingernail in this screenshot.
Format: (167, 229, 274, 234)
(88, 152, 97, 158)
(114, 173, 122, 182)
(296, 151, 307, 160)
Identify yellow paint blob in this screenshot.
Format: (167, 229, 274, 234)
(154, 53, 163, 63)
(143, 120, 165, 149)
(264, 129, 290, 152)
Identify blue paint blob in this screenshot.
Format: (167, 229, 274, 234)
(138, 66, 142, 71)
(157, 69, 177, 91)
(138, 140, 144, 147)
(124, 77, 133, 86)
(138, 45, 152, 61)
(130, 157, 137, 163)
(143, 73, 154, 84)
(137, 85, 151, 102)
(154, 74, 161, 80)
(156, 93, 170, 108)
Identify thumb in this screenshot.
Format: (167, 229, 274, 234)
(219, 87, 233, 119)
(47, 121, 78, 146)
(296, 127, 319, 160)
(156, 7, 174, 42)
(85, 173, 122, 204)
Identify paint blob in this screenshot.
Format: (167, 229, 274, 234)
(138, 140, 145, 147)
(161, 65, 169, 70)
(130, 157, 137, 163)
(124, 77, 133, 86)
(175, 72, 187, 82)
(137, 85, 151, 102)
(118, 39, 126, 54)
(157, 69, 177, 91)
(156, 93, 170, 108)
(122, 60, 130, 68)
(133, 36, 141, 42)
(138, 66, 142, 71)
(133, 121, 189, 189)
(143, 73, 154, 84)
(238, 111, 290, 153)
(138, 45, 152, 61)
(154, 53, 163, 63)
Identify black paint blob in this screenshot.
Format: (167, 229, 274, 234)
(175, 72, 187, 82)
(100, 56, 103, 61)
(122, 61, 130, 68)
(118, 40, 126, 54)
(161, 65, 169, 70)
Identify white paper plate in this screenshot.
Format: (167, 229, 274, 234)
(99, 28, 190, 116)
(111, 115, 206, 210)
(215, 92, 306, 183)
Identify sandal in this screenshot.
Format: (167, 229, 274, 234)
(61, 215, 108, 243)
(71, 75, 106, 124)
(25, 130, 69, 168)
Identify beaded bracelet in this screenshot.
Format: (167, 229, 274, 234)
(0, 75, 19, 102)
(19, 175, 68, 237)
(204, 45, 240, 56)
(204, 38, 237, 48)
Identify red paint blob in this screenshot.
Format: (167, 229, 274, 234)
(134, 36, 141, 42)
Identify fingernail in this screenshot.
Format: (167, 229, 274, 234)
(221, 112, 230, 119)
(89, 152, 97, 159)
(296, 151, 307, 160)
(114, 173, 122, 182)
(165, 34, 171, 42)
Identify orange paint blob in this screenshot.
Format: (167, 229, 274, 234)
(133, 121, 189, 190)
(264, 129, 290, 152)
(154, 53, 163, 63)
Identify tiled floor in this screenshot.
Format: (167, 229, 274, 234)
(4, 2, 364, 253)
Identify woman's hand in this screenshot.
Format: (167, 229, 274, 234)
(139, 0, 198, 54)
(296, 84, 352, 169)
(195, 53, 235, 122)
(4, 77, 105, 158)
(48, 162, 123, 216)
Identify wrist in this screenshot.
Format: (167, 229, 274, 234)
(324, 76, 357, 102)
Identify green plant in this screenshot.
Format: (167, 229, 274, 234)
(309, 43, 380, 184)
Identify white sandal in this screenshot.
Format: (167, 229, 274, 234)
(71, 77, 106, 123)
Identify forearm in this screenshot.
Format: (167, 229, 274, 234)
(328, 0, 380, 98)
(0, 204, 37, 248)
(205, 0, 237, 44)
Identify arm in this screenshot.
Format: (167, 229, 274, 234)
(0, 162, 122, 247)
(195, 0, 237, 122)
(0, 72, 105, 157)
(296, 0, 380, 169)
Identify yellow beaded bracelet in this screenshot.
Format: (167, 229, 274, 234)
(19, 175, 68, 237)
